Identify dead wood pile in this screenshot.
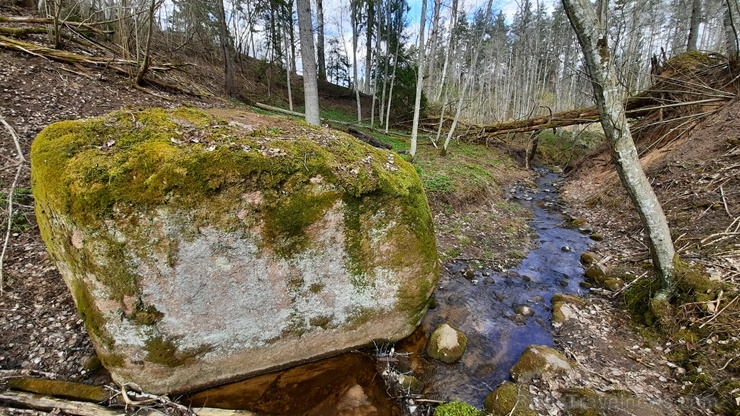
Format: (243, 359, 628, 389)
(433, 52, 737, 148)
(0, 14, 198, 96)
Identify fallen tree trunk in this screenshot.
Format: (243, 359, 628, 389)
(458, 96, 729, 142)
(0, 35, 197, 96)
(0, 391, 121, 416)
(0, 391, 260, 416)
(0, 34, 175, 69)
(347, 127, 392, 149)
(0, 15, 113, 34)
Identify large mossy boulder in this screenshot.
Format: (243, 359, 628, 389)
(31, 107, 438, 394)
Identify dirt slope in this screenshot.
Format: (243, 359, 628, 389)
(0, 4, 738, 414)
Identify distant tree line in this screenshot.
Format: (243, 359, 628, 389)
(26, 0, 740, 127)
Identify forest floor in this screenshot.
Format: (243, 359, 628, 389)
(0, 4, 738, 415)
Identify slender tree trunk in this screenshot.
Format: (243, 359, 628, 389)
(384, 32, 401, 133)
(284, 26, 294, 111)
(409, 0, 428, 160)
(442, 0, 493, 156)
(370, 2, 382, 127)
(351, 7, 362, 123)
(426, 0, 442, 88)
(562, 0, 675, 299)
(435, 0, 458, 102)
(297, 0, 321, 125)
(216, 0, 236, 98)
(134, 0, 156, 86)
(724, 0, 739, 60)
(288, 0, 297, 73)
(364, 0, 375, 92)
(378, 1, 388, 127)
(50, 0, 62, 49)
(687, 0, 701, 51)
(118, 0, 131, 61)
(316, 0, 327, 81)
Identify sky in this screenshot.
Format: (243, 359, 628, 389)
(314, 0, 555, 80)
(320, 0, 556, 50)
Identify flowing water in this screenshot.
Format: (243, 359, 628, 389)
(187, 170, 591, 413)
(402, 169, 592, 407)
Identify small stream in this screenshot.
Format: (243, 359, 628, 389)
(187, 169, 592, 413)
(408, 169, 592, 407)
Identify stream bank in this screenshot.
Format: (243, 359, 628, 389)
(395, 168, 592, 408)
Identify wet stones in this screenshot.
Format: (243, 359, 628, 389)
(585, 263, 607, 281)
(426, 323, 468, 364)
(515, 305, 535, 317)
(483, 381, 537, 416)
(580, 251, 601, 266)
(397, 374, 423, 394)
(551, 294, 586, 328)
(510, 345, 574, 383)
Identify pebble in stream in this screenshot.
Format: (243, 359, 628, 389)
(407, 169, 592, 408)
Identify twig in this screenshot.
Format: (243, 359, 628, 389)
(720, 185, 732, 217)
(0, 114, 25, 162)
(115, 383, 195, 415)
(612, 271, 648, 297)
(699, 294, 740, 328)
(719, 354, 739, 371)
(0, 115, 25, 294)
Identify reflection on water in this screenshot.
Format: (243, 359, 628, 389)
(406, 170, 591, 407)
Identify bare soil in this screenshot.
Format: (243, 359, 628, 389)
(0, 5, 738, 416)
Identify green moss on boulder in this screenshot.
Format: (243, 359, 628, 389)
(426, 323, 468, 364)
(31, 107, 439, 394)
(483, 382, 536, 416)
(510, 345, 574, 382)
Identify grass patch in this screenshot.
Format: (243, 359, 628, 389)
(321, 106, 358, 123)
(535, 129, 602, 167)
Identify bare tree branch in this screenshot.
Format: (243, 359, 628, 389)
(0, 114, 25, 293)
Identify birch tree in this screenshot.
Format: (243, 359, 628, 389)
(441, 0, 493, 156)
(409, 0, 428, 160)
(561, 0, 675, 300)
(687, 0, 701, 51)
(316, 0, 327, 81)
(297, 0, 321, 125)
(351, 0, 363, 122)
(215, 0, 236, 98)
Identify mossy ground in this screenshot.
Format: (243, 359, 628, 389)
(433, 401, 485, 416)
(619, 259, 739, 413)
(344, 127, 535, 266)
